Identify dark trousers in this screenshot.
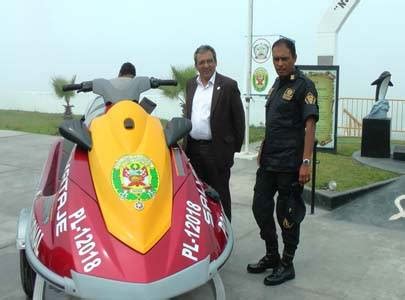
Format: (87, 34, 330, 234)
(252, 168, 300, 256)
(188, 140, 232, 221)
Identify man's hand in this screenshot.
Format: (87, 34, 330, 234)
(299, 164, 311, 185)
(300, 117, 316, 185)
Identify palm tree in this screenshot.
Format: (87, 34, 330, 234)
(160, 65, 196, 116)
(51, 75, 77, 119)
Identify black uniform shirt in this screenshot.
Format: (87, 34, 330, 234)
(261, 68, 319, 172)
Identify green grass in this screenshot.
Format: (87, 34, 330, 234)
(315, 151, 397, 191)
(0, 110, 75, 135)
(248, 125, 266, 144)
(0, 109, 402, 192)
(0, 110, 167, 136)
(336, 137, 364, 156)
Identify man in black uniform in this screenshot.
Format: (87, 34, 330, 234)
(246, 38, 319, 286)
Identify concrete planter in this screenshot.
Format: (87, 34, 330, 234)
(302, 177, 398, 210)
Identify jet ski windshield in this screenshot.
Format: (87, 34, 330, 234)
(83, 96, 106, 126)
(63, 76, 177, 125)
(92, 77, 152, 104)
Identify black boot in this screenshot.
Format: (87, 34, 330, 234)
(246, 253, 280, 274)
(263, 261, 295, 285)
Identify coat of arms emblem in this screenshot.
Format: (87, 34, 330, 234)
(252, 67, 269, 92)
(252, 38, 271, 63)
(111, 155, 159, 208)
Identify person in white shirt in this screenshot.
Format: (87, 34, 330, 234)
(184, 45, 245, 221)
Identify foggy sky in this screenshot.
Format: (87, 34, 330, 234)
(1, 0, 404, 100)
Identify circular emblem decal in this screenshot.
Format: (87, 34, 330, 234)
(112, 155, 159, 202)
(252, 67, 269, 92)
(252, 38, 271, 63)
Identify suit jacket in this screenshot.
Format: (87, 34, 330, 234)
(184, 72, 245, 169)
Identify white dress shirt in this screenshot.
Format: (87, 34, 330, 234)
(189, 72, 216, 140)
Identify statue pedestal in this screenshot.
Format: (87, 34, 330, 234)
(361, 118, 391, 158)
(393, 145, 405, 161)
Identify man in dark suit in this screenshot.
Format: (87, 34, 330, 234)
(184, 45, 245, 221)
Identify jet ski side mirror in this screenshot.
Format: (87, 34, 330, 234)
(59, 119, 92, 151)
(164, 117, 192, 147)
(139, 97, 157, 114)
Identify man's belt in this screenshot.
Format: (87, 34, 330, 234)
(190, 138, 212, 145)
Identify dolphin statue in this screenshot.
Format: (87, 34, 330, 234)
(371, 71, 393, 102)
(366, 71, 393, 118)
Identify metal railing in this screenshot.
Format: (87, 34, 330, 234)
(338, 97, 405, 140)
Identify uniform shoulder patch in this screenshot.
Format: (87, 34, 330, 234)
(305, 92, 316, 104)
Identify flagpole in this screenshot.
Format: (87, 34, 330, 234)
(244, 0, 254, 154)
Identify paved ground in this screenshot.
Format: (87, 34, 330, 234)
(1, 131, 405, 299)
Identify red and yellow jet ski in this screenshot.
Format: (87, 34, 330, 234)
(16, 77, 233, 299)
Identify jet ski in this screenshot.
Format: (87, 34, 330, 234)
(16, 76, 233, 299)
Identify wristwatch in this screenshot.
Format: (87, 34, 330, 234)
(302, 158, 311, 165)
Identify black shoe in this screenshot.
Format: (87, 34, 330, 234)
(247, 254, 280, 274)
(263, 262, 295, 286)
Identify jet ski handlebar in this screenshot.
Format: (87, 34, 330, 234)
(149, 78, 177, 88)
(62, 78, 177, 93)
(62, 83, 86, 92)
(62, 81, 93, 93)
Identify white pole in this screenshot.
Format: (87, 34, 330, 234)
(244, 0, 253, 153)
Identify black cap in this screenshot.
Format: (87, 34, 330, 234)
(285, 182, 306, 225)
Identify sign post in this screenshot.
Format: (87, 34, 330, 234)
(243, 0, 254, 155)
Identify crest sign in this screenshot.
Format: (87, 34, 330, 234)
(112, 155, 159, 205)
